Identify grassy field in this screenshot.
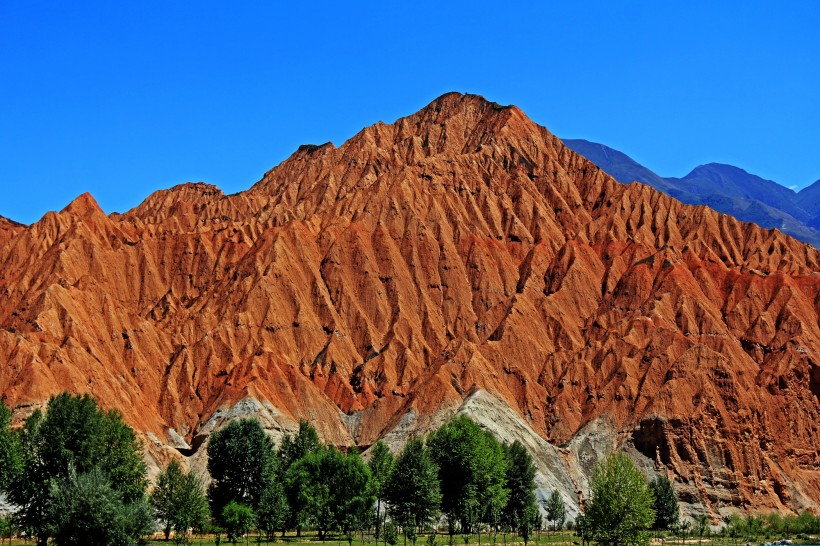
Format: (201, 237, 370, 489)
(0, 531, 817, 546)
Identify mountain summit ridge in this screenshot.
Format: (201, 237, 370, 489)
(1, 93, 818, 516)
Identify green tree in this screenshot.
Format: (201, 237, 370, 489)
(384, 437, 441, 540)
(584, 453, 655, 546)
(152, 459, 184, 540)
(6, 393, 147, 546)
(207, 418, 276, 521)
(47, 467, 154, 546)
(544, 490, 566, 531)
(384, 520, 399, 546)
(278, 419, 322, 533)
(795, 511, 820, 533)
(648, 476, 678, 530)
(764, 512, 784, 536)
(222, 501, 255, 544)
(151, 459, 209, 544)
(0, 401, 22, 493)
(694, 514, 709, 541)
(427, 416, 509, 536)
(369, 440, 396, 540)
(285, 446, 374, 539)
(575, 515, 589, 546)
(256, 480, 289, 540)
(501, 441, 538, 542)
(278, 419, 321, 472)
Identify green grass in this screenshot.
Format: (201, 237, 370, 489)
(0, 530, 816, 546)
(142, 531, 579, 546)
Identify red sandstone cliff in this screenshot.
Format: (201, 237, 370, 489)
(0, 93, 818, 516)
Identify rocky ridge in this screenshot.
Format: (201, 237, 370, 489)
(0, 93, 818, 519)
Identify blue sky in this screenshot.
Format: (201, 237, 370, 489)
(1, 1, 818, 224)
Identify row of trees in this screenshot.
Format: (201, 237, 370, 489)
(9, 394, 815, 546)
(0, 394, 680, 546)
(179, 415, 545, 544)
(157, 417, 691, 546)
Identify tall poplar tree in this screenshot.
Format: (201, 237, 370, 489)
(649, 476, 679, 530)
(501, 441, 538, 542)
(151, 459, 209, 543)
(368, 440, 395, 540)
(384, 438, 441, 539)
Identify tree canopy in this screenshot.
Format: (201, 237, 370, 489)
(5, 392, 148, 546)
(278, 419, 321, 473)
(427, 416, 509, 534)
(584, 453, 655, 546)
(256, 479, 289, 540)
(368, 440, 395, 540)
(384, 437, 441, 535)
(222, 500, 255, 543)
(48, 467, 153, 546)
(206, 417, 276, 520)
(285, 446, 374, 539)
(151, 459, 209, 543)
(278, 419, 322, 531)
(545, 489, 566, 530)
(0, 401, 21, 493)
(649, 475, 679, 530)
(501, 441, 539, 540)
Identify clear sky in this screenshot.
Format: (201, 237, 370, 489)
(1, 1, 818, 224)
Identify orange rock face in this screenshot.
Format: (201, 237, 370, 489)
(1, 93, 818, 513)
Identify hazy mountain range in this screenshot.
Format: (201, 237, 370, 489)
(563, 139, 820, 246)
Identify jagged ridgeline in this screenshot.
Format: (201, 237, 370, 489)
(0, 93, 818, 517)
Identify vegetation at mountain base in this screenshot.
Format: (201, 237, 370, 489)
(151, 459, 209, 543)
(221, 500, 255, 543)
(544, 490, 566, 532)
(48, 467, 154, 546)
(427, 416, 509, 537)
(1, 393, 150, 545)
(6, 393, 820, 546)
(256, 479, 289, 540)
(649, 475, 679, 530)
(367, 440, 395, 541)
(207, 418, 276, 521)
(279, 420, 323, 533)
(0, 401, 21, 493)
(383, 437, 442, 540)
(284, 446, 374, 539)
(584, 453, 655, 546)
(501, 441, 539, 543)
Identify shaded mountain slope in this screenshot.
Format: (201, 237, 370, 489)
(1, 94, 818, 517)
(798, 179, 820, 229)
(564, 140, 820, 246)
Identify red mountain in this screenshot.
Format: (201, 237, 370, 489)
(1, 93, 818, 517)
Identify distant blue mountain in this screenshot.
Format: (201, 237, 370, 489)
(797, 179, 820, 229)
(563, 139, 820, 247)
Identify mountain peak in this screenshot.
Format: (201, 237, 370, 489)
(60, 192, 105, 218)
(425, 91, 514, 112)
